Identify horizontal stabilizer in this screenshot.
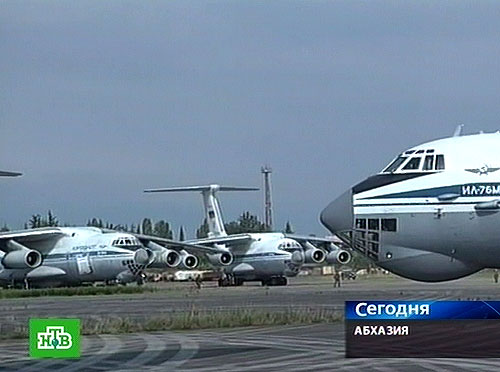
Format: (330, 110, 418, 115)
(0, 170, 22, 177)
(144, 185, 259, 193)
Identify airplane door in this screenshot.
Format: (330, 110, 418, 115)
(76, 254, 93, 275)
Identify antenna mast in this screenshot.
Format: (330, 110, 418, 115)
(261, 165, 273, 230)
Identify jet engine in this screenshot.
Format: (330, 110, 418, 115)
(179, 250, 199, 269)
(2, 240, 42, 269)
(133, 248, 155, 266)
(303, 242, 326, 264)
(207, 252, 234, 266)
(2, 249, 42, 269)
(146, 241, 181, 268)
(326, 249, 352, 265)
(155, 249, 181, 268)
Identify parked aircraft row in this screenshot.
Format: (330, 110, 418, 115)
(5, 127, 492, 287)
(0, 173, 350, 288)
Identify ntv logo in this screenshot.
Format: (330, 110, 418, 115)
(30, 319, 80, 358)
(37, 326, 72, 350)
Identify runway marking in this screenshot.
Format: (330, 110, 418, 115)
(112, 333, 167, 371)
(151, 332, 199, 371)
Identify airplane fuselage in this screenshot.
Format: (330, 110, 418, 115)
(321, 133, 500, 282)
(221, 233, 304, 281)
(0, 227, 146, 287)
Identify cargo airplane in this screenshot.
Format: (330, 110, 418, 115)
(145, 184, 351, 286)
(0, 226, 206, 288)
(321, 129, 500, 282)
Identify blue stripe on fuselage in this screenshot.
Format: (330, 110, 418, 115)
(359, 183, 500, 199)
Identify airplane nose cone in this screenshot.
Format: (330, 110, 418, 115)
(320, 189, 353, 233)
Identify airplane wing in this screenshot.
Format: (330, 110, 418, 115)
(186, 234, 253, 246)
(284, 234, 342, 251)
(0, 228, 64, 244)
(133, 233, 228, 254)
(0, 170, 22, 177)
(0, 228, 65, 254)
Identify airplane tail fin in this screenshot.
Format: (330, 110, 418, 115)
(453, 124, 464, 137)
(0, 171, 22, 177)
(144, 185, 259, 238)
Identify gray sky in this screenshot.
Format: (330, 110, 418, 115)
(2, 1, 500, 236)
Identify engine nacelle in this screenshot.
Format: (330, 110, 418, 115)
(2, 249, 42, 269)
(179, 250, 199, 269)
(145, 241, 181, 268)
(304, 248, 326, 264)
(207, 252, 234, 266)
(156, 249, 181, 268)
(133, 248, 155, 266)
(326, 249, 352, 265)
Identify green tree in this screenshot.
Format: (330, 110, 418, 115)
(196, 219, 209, 238)
(141, 218, 153, 235)
(225, 211, 267, 234)
(0, 224, 9, 232)
(153, 220, 173, 239)
(47, 210, 58, 227)
(284, 221, 294, 234)
(29, 214, 41, 228)
(179, 226, 185, 241)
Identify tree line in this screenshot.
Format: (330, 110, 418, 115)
(3, 210, 295, 240)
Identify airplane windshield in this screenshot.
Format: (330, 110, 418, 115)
(112, 237, 142, 247)
(402, 157, 421, 170)
(383, 156, 407, 173)
(382, 151, 445, 174)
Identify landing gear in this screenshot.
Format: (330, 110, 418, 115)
(218, 274, 244, 287)
(261, 277, 287, 286)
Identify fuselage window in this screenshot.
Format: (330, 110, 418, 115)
(355, 218, 367, 229)
(423, 155, 434, 171)
(368, 219, 379, 230)
(383, 156, 407, 173)
(402, 157, 421, 170)
(435, 155, 445, 170)
(381, 218, 397, 232)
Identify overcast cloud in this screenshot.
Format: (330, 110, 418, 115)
(2, 1, 500, 236)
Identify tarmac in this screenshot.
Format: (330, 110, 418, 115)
(1, 274, 500, 371)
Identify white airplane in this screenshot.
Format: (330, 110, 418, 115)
(0, 226, 206, 288)
(144, 185, 351, 286)
(0, 170, 212, 288)
(321, 129, 500, 282)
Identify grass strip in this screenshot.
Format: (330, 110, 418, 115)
(0, 307, 341, 339)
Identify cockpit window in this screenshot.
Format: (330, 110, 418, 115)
(112, 237, 141, 247)
(383, 156, 407, 173)
(402, 157, 421, 170)
(435, 154, 445, 170)
(423, 155, 434, 171)
(415, 150, 425, 154)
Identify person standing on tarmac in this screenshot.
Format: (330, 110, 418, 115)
(494, 269, 499, 284)
(195, 274, 203, 290)
(333, 270, 341, 288)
